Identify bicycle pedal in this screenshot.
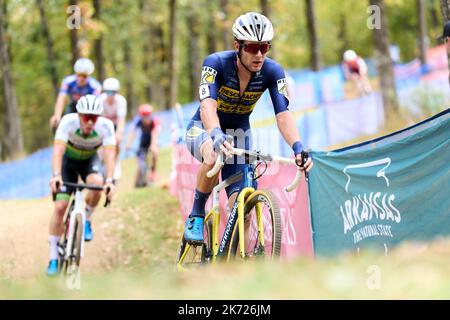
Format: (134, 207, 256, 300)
(188, 241, 204, 247)
(58, 245, 65, 256)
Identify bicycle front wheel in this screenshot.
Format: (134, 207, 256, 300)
(175, 217, 212, 271)
(67, 214, 83, 274)
(228, 190, 282, 260)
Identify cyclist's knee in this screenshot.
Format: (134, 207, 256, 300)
(86, 173, 103, 186)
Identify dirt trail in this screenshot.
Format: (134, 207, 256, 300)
(0, 154, 173, 281)
(0, 195, 117, 280)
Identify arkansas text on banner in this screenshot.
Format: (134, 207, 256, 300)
(308, 108, 450, 256)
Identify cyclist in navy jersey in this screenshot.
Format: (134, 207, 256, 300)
(183, 12, 313, 244)
(49, 58, 101, 129)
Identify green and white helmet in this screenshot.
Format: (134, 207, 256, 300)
(76, 94, 103, 115)
(232, 12, 274, 42)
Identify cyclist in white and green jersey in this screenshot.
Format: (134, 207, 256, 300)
(47, 95, 116, 276)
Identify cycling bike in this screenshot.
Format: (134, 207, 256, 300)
(126, 148, 154, 188)
(175, 148, 308, 271)
(135, 150, 150, 187)
(53, 182, 110, 276)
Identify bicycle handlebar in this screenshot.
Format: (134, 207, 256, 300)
(62, 181, 105, 191)
(206, 153, 224, 178)
(52, 181, 111, 207)
(206, 148, 305, 192)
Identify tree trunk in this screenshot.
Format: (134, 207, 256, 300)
(440, 0, 450, 21)
(93, 0, 105, 81)
(260, 0, 270, 17)
(123, 40, 136, 115)
(206, 0, 217, 54)
(168, 0, 177, 109)
(338, 13, 349, 61)
(187, 6, 201, 101)
(140, 0, 152, 102)
(36, 0, 59, 97)
(0, 102, 3, 159)
(142, 39, 152, 103)
(417, 0, 428, 66)
(154, 24, 168, 109)
(369, 0, 399, 119)
(69, 0, 79, 67)
(219, 0, 230, 50)
(440, 0, 450, 83)
(430, 0, 441, 29)
(305, 0, 322, 71)
(260, 0, 275, 59)
(0, 0, 24, 159)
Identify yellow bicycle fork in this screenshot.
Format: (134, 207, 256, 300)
(177, 187, 265, 269)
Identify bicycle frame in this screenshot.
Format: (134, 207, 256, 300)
(137, 151, 148, 176)
(177, 147, 303, 269)
(63, 189, 86, 262)
(206, 164, 261, 262)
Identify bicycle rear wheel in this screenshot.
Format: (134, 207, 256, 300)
(175, 218, 212, 271)
(228, 190, 282, 260)
(136, 153, 148, 187)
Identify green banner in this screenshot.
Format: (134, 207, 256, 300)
(309, 109, 450, 256)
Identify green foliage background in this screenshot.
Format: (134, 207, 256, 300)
(0, 0, 444, 156)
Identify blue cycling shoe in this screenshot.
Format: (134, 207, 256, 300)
(84, 220, 93, 242)
(184, 216, 204, 245)
(46, 259, 59, 276)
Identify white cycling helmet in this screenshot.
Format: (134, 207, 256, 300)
(76, 94, 103, 115)
(343, 50, 357, 62)
(102, 77, 120, 91)
(232, 12, 274, 42)
(74, 58, 95, 75)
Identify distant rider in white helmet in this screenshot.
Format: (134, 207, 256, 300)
(46, 94, 116, 276)
(99, 77, 128, 180)
(342, 49, 372, 96)
(49, 58, 101, 130)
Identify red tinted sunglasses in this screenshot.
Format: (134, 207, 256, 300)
(242, 43, 271, 55)
(80, 114, 99, 123)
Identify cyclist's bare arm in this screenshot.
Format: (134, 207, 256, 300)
(116, 117, 126, 142)
(103, 146, 116, 181)
(50, 93, 68, 127)
(275, 110, 313, 171)
(50, 142, 66, 193)
(102, 146, 116, 199)
(200, 98, 221, 134)
(275, 110, 301, 149)
(200, 98, 232, 158)
(126, 129, 137, 151)
(194, 98, 230, 193)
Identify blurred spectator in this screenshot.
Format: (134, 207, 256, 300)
(342, 49, 373, 96)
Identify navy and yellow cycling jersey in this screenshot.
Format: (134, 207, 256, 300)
(191, 50, 290, 130)
(187, 51, 290, 196)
